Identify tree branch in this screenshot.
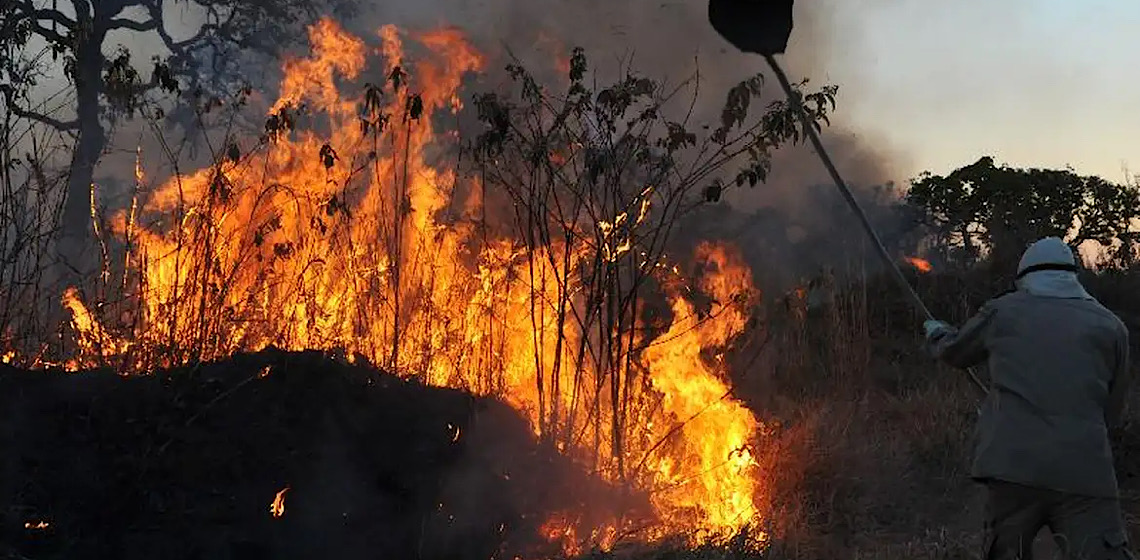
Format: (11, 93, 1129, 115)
(21, 1, 78, 29)
(144, 1, 221, 53)
(28, 21, 68, 45)
(8, 2, 74, 44)
(107, 17, 158, 33)
(1, 86, 80, 131)
(100, 0, 140, 19)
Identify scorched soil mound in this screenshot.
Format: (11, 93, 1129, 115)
(0, 349, 646, 560)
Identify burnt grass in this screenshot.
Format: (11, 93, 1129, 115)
(0, 349, 649, 560)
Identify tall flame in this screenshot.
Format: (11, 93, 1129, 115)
(641, 243, 760, 531)
(61, 19, 769, 548)
(271, 486, 289, 518)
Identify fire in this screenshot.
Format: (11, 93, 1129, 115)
(62, 287, 129, 371)
(641, 243, 761, 531)
(272, 18, 366, 114)
(905, 257, 933, 273)
(271, 486, 289, 518)
(57, 19, 768, 548)
(540, 512, 618, 557)
(24, 520, 50, 530)
(541, 514, 581, 556)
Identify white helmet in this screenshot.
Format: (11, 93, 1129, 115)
(1016, 237, 1077, 279)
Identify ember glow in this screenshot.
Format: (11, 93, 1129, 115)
(57, 19, 769, 548)
(24, 520, 50, 530)
(905, 257, 933, 273)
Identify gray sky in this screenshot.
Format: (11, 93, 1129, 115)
(813, 0, 1140, 182)
(364, 0, 1139, 183)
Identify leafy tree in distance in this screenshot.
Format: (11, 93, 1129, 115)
(905, 156, 1140, 270)
(0, 0, 352, 273)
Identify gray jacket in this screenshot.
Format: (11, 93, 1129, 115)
(931, 289, 1131, 498)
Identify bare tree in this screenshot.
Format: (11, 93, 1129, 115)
(0, 0, 351, 274)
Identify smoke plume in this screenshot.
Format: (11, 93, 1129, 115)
(97, 0, 909, 290)
(323, 0, 909, 290)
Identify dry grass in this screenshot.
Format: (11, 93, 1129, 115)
(728, 265, 1140, 560)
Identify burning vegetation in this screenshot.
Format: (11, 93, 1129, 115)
(5, 1, 1140, 559)
(905, 257, 933, 274)
(5, 16, 839, 555)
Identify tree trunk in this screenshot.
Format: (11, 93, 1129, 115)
(58, 16, 107, 281)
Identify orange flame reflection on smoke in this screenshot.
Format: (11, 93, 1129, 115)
(59, 19, 768, 550)
(905, 257, 933, 273)
(535, 30, 572, 78)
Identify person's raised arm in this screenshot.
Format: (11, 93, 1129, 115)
(927, 302, 997, 370)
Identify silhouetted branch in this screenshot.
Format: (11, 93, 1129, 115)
(16, 0, 78, 29)
(0, 85, 79, 131)
(107, 17, 158, 33)
(144, 1, 235, 54)
(6, 2, 76, 46)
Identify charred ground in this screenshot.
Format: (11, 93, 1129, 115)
(0, 349, 650, 560)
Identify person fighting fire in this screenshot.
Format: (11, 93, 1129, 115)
(924, 236, 1134, 560)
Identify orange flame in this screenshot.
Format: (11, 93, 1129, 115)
(24, 520, 50, 530)
(58, 19, 768, 548)
(905, 257, 933, 273)
(271, 486, 289, 518)
(641, 243, 761, 531)
(62, 287, 129, 371)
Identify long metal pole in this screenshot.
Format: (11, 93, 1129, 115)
(762, 54, 988, 395)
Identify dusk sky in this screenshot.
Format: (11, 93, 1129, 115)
(812, 0, 1139, 183)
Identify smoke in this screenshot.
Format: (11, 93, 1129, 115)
(85, 0, 911, 290)
(373, 0, 909, 292)
(323, 0, 908, 289)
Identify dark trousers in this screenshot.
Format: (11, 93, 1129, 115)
(983, 480, 1135, 560)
